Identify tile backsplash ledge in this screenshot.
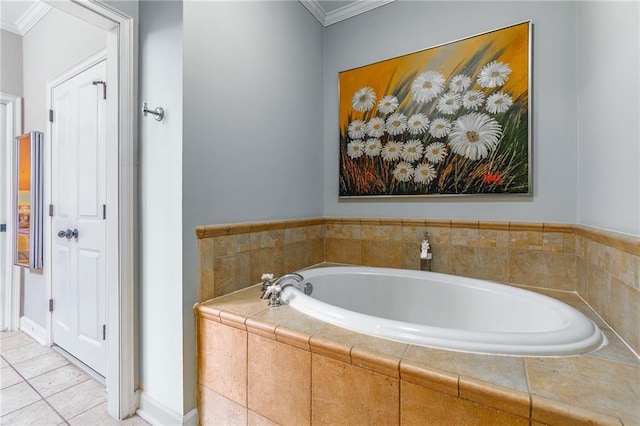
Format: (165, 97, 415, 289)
(195, 217, 640, 355)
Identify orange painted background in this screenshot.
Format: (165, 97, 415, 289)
(18, 135, 31, 191)
(339, 22, 530, 133)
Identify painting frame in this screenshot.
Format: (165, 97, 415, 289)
(338, 21, 532, 198)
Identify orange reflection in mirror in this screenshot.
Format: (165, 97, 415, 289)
(16, 134, 31, 266)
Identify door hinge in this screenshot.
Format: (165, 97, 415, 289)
(92, 80, 107, 100)
(102, 324, 106, 340)
(49, 299, 54, 312)
(49, 204, 54, 217)
(49, 109, 54, 122)
(102, 204, 106, 220)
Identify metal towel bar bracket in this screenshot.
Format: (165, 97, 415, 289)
(142, 102, 164, 121)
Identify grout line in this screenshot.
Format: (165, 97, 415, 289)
(3, 331, 147, 425)
(3, 356, 71, 425)
(574, 293, 640, 362)
(522, 357, 533, 421)
(63, 399, 110, 425)
(1, 332, 109, 425)
(33, 365, 93, 398)
(309, 344, 313, 425)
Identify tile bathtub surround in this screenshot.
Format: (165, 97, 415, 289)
(326, 218, 580, 291)
(576, 225, 640, 354)
(195, 286, 640, 425)
(196, 218, 325, 301)
(197, 217, 640, 354)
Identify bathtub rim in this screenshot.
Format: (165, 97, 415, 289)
(281, 266, 605, 357)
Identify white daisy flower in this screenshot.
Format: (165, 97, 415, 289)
(411, 71, 445, 103)
(393, 162, 414, 182)
(377, 95, 399, 114)
(449, 113, 502, 161)
(346, 140, 365, 159)
(351, 86, 377, 112)
(477, 61, 512, 88)
(347, 119, 366, 139)
(428, 117, 452, 138)
(401, 139, 424, 162)
(485, 92, 514, 114)
(462, 90, 485, 111)
(366, 117, 386, 138)
(448, 74, 472, 93)
(386, 113, 408, 136)
(407, 113, 430, 135)
(424, 142, 448, 164)
(414, 163, 437, 185)
(364, 138, 382, 157)
(436, 92, 461, 115)
(381, 141, 403, 162)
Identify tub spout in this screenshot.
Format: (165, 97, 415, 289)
(273, 273, 304, 287)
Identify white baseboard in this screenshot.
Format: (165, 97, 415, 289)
(19, 316, 47, 345)
(137, 392, 198, 426)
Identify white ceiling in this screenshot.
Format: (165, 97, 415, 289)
(0, 0, 50, 35)
(301, 0, 395, 26)
(0, 0, 394, 36)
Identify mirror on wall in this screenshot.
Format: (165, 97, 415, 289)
(13, 131, 44, 270)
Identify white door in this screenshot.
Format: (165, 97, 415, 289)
(51, 60, 107, 376)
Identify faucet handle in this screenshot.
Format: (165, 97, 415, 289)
(260, 273, 275, 294)
(261, 283, 283, 306)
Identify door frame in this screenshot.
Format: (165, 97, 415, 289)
(0, 92, 22, 333)
(42, 0, 137, 420)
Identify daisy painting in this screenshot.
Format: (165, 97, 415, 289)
(339, 21, 530, 196)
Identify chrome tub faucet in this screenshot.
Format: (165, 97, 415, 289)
(260, 273, 304, 307)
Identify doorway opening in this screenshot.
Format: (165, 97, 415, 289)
(1, 1, 136, 420)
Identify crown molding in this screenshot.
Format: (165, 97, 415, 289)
(0, 21, 21, 35)
(1, 1, 52, 36)
(300, 0, 395, 27)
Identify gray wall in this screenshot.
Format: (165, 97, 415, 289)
(577, 1, 640, 236)
(138, 0, 186, 416)
(183, 1, 324, 226)
(1, 29, 23, 97)
(323, 1, 578, 224)
(21, 8, 107, 327)
(182, 0, 324, 413)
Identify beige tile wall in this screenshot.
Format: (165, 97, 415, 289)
(196, 218, 325, 301)
(196, 217, 639, 354)
(326, 218, 578, 291)
(575, 225, 640, 353)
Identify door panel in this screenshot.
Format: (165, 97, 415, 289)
(51, 60, 107, 376)
(78, 249, 100, 339)
(52, 93, 72, 221)
(77, 79, 100, 216)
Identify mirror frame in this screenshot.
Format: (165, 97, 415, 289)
(13, 131, 44, 270)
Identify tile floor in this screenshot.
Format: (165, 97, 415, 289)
(1, 330, 149, 425)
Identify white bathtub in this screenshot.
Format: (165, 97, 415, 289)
(280, 266, 604, 356)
